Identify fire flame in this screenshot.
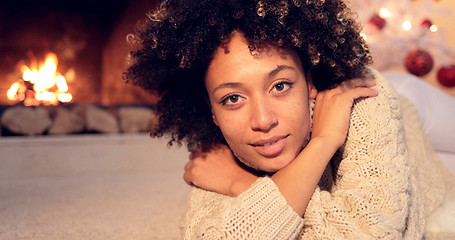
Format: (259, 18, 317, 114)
(7, 52, 73, 106)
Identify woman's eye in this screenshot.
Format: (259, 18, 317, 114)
(220, 94, 243, 106)
(271, 81, 292, 93)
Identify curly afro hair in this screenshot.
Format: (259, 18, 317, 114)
(124, 0, 372, 151)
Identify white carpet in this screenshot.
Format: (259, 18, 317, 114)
(1, 133, 453, 240)
(0, 134, 190, 240)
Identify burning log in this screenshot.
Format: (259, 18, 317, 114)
(6, 52, 73, 106)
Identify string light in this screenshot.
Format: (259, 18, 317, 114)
(402, 21, 412, 31)
(379, 8, 391, 18)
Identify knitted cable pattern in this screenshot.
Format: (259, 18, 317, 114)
(300, 69, 413, 239)
(398, 95, 455, 239)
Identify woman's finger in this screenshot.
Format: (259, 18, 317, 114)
(183, 171, 193, 186)
(342, 86, 379, 100)
(184, 160, 192, 171)
(189, 151, 206, 160)
(184, 161, 197, 186)
(339, 78, 376, 91)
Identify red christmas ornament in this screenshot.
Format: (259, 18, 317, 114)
(420, 19, 433, 29)
(437, 65, 455, 87)
(405, 49, 434, 76)
(369, 14, 386, 30)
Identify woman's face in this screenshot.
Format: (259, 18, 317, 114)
(205, 32, 316, 172)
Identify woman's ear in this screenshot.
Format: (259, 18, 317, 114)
(305, 71, 317, 100)
(212, 114, 219, 126)
(308, 84, 317, 100)
(206, 96, 220, 126)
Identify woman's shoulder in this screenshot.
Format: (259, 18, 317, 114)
(350, 68, 402, 128)
(365, 67, 400, 106)
(342, 68, 406, 159)
(369, 68, 395, 89)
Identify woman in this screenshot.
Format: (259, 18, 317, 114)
(125, 0, 454, 239)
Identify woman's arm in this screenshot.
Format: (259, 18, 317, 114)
(300, 72, 412, 239)
(182, 177, 305, 239)
(184, 145, 258, 197)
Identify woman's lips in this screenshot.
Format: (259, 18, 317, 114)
(251, 135, 288, 157)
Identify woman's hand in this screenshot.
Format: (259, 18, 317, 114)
(183, 144, 258, 197)
(311, 77, 378, 151)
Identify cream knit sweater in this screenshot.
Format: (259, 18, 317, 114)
(181, 70, 455, 239)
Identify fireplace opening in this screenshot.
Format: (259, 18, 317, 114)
(0, 0, 160, 136)
(7, 52, 73, 106)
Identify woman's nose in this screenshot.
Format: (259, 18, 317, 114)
(250, 99, 278, 132)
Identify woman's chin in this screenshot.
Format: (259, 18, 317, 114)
(235, 151, 296, 173)
(260, 158, 294, 173)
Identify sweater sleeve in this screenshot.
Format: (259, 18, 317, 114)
(181, 177, 304, 239)
(300, 70, 416, 240)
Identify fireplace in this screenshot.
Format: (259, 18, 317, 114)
(0, 0, 160, 136)
(0, 0, 160, 106)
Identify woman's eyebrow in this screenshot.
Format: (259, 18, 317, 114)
(212, 65, 295, 93)
(268, 65, 295, 79)
(213, 82, 242, 93)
